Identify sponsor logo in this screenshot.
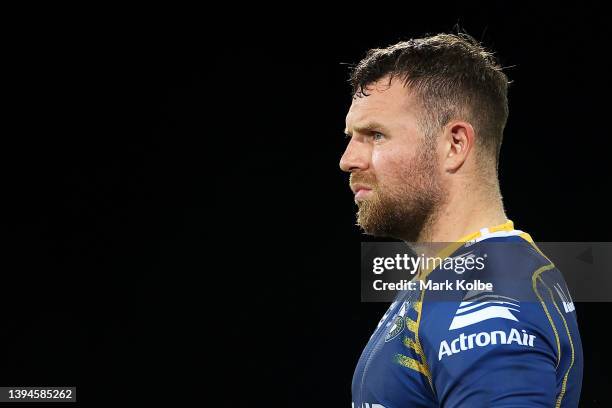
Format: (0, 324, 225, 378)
(376, 301, 397, 330)
(449, 292, 520, 330)
(438, 328, 536, 360)
(371, 301, 397, 340)
(554, 283, 575, 313)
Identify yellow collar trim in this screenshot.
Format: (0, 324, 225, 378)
(417, 219, 515, 280)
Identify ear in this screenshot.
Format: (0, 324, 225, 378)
(442, 121, 475, 172)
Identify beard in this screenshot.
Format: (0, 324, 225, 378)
(351, 143, 446, 242)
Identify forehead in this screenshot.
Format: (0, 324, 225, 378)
(345, 77, 419, 131)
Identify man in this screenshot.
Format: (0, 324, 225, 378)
(341, 33, 583, 407)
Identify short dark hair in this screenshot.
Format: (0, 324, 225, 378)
(350, 33, 510, 164)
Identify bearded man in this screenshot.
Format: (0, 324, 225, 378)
(341, 33, 583, 407)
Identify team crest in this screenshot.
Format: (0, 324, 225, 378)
(385, 301, 411, 342)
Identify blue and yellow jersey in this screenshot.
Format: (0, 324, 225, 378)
(352, 220, 583, 407)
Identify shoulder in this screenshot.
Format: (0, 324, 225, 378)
(467, 234, 557, 299)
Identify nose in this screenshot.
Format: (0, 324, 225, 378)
(340, 138, 370, 173)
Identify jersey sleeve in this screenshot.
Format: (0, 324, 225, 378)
(432, 300, 559, 407)
(426, 254, 580, 407)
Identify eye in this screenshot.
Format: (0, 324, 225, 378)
(372, 132, 385, 142)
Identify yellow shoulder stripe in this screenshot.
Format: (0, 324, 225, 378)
(394, 353, 429, 376)
(539, 278, 576, 408)
(532, 264, 561, 368)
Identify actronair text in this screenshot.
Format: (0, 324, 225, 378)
(438, 328, 536, 360)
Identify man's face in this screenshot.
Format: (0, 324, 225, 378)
(340, 77, 446, 241)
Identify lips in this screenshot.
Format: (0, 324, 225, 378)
(350, 183, 373, 200)
(350, 183, 371, 194)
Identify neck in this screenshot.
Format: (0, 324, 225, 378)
(413, 183, 508, 243)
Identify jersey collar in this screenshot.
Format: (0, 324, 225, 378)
(416, 219, 517, 280)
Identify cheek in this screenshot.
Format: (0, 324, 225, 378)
(371, 148, 412, 185)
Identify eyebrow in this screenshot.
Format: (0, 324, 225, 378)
(344, 121, 390, 136)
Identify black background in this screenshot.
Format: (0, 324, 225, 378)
(5, 4, 611, 407)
